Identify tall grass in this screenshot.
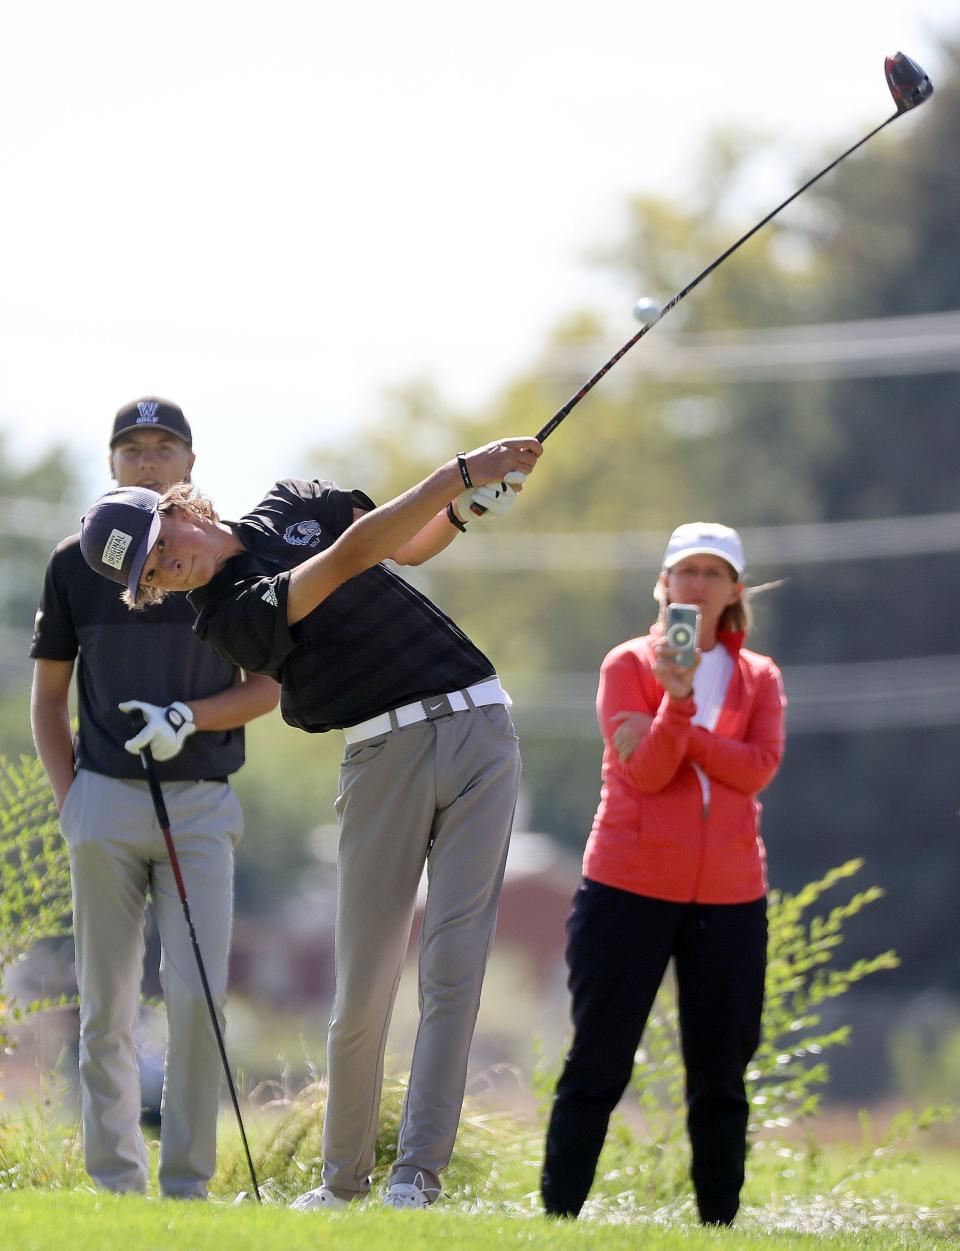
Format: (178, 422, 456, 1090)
(2, 1060, 959, 1237)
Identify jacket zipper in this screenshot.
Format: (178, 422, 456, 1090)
(690, 763, 710, 899)
(692, 762, 711, 820)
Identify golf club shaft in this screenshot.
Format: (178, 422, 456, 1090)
(139, 747, 262, 1204)
(535, 110, 902, 444)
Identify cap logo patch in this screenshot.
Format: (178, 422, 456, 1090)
(136, 400, 160, 423)
(102, 528, 133, 571)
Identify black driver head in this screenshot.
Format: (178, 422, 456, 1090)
(885, 52, 934, 113)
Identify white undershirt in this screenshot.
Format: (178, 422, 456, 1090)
(691, 644, 734, 732)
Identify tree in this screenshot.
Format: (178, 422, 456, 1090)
(0, 434, 79, 634)
(296, 33, 960, 1024)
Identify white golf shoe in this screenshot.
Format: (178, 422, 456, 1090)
(382, 1174, 433, 1209)
(290, 1185, 350, 1211)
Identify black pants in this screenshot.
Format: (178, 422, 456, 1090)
(541, 878, 767, 1225)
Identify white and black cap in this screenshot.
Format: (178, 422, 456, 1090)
(80, 486, 162, 595)
(662, 522, 745, 579)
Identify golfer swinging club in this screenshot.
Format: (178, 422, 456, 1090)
(78, 431, 543, 1209)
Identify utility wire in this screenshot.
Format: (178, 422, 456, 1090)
(430, 511, 960, 572)
(549, 308, 960, 383)
(508, 654, 960, 737)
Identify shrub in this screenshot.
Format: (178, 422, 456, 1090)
(0, 754, 74, 1068)
(544, 860, 903, 1205)
(751, 858, 900, 1133)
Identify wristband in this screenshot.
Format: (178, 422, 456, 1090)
(446, 501, 468, 532)
(166, 701, 194, 729)
(456, 453, 473, 489)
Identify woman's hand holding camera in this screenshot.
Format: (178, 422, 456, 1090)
(653, 636, 699, 700)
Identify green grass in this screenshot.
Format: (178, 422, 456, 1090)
(4, 1126, 960, 1250)
(3, 1189, 959, 1251)
(3, 1081, 960, 1247)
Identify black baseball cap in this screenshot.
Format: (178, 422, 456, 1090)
(110, 397, 192, 448)
(80, 487, 162, 595)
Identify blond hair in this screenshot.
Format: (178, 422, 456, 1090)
(122, 484, 220, 612)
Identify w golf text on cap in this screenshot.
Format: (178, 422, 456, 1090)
(80, 487, 162, 595)
(110, 398, 192, 448)
(662, 523, 745, 579)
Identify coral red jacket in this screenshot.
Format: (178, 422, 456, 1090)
(582, 630, 786, 904)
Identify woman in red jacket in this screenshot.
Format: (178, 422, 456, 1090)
(541, 522, 786, 1226)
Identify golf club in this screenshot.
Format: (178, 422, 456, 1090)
(135, 731, 262, 1203)
(470, 52, 932, 514)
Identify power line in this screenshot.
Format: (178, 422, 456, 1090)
(549, 308, 960, 383)
(5, 641, 957, 734)
(15, 494, 959, 568)
(430, 511, 960, 572)
(508, 654, 960, 737)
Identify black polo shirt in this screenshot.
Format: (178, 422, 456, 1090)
(189, 478, 495, 733)
(30, 535, 246, 781)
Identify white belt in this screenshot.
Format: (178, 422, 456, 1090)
(343, 677, 511, 745)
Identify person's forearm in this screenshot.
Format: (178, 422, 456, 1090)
(686, 726, 782, 792)
(686, 681, 785, 793)
(186, 673, 280, 731)
(389, 507, 461, 566)
(332, 461, 462, 571)
(287, 436, 541, 624)
(31, 699, 77, 810)
(288, 461, 461, 624)
(621, 695, 694, 792)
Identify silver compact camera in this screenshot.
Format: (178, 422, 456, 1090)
(665, 603, 701, 668)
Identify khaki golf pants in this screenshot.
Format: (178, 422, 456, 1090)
(322, 703, 521, 1200)
(59, 769, 242, 1198)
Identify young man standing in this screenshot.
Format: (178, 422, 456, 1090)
(30, 398, 278, 1199)
(76, 433, 542, 1209)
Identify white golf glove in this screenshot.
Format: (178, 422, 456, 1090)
(119, 700, 196, 761)
(457, 470, 527, 521)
